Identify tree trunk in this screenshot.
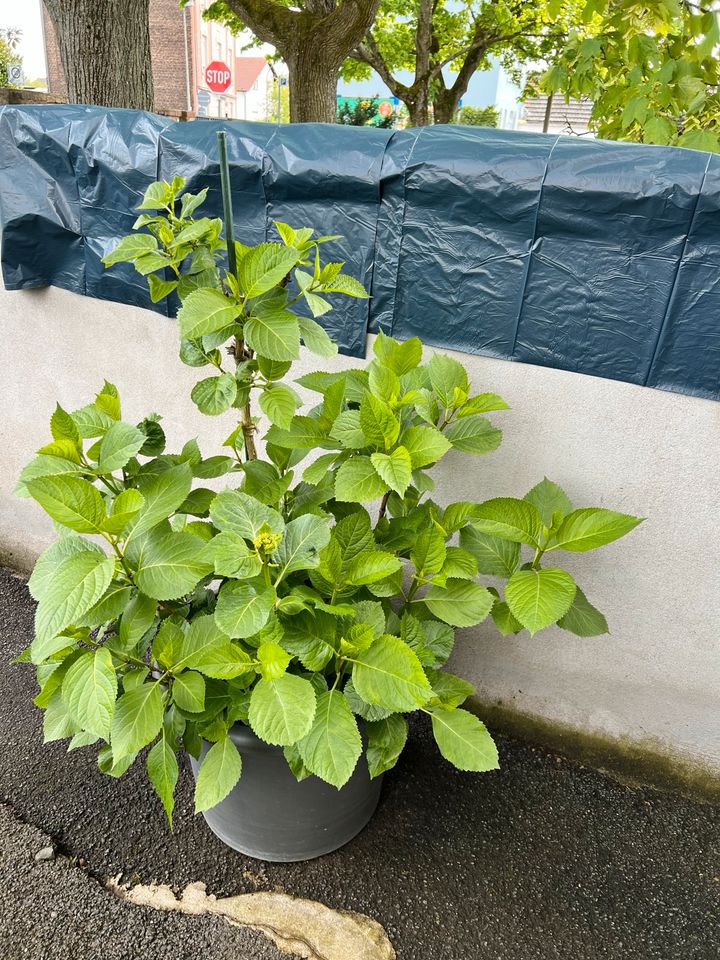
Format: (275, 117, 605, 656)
(432, 92, 457, 125)
(286, 48, 340, 123)
(407, 91, 430, 127)
(43, 0, 153, 110)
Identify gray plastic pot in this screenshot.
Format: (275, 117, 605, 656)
(189, 723, 383, 862)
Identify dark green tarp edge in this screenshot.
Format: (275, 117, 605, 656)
(1, 104, 718, 401)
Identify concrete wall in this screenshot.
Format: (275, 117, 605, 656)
(2, 282, 718, 783)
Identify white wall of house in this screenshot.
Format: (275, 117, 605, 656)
(1, 281, 718, 783)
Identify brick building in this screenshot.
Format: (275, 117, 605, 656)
(43, 0, 281, 119)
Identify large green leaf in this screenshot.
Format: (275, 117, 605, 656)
(549, 508, 643, 553)
(62, 648, 117, 738)
(424, 579, 493, 628)
(430, 709, 499, 771)
(104, 489, 145, 536)
(26, 475, 107, 534)
(147, 734, 179, 826)
(238, 243, 300, 298)
(97, 422, 146, 473)
(459, 527, 520, 577)
(352, 635, 432, 712)
(359, 394, 400, 448)
(248, 674, 317, 746)
(505, 568, 577, 635)
(334, 456, 389, 503)
(298, 315, 337, 357)
(401, 425, 452, 469)
(201, 531, 262, 579)
(347, 551, 402, 586)
(524, 477, 573, 526)
(28, 537, 104, 602)
(273, 514, 331, 581)
(209, 490, 284, 540)
(127, 464, 193, 542)
(329, 410, 367, 449)
(370, 447, 412, 496)
(132, 530, 212, 601)
(16, 454, 81, 494)
(470, 498, 544, 548)
(297, 690, 362, 789)
(444, 415, 502, 455)
(102, 232, 158, 266)
(266, 415, 336, 450)
(191, 373, 237, 416)
(118, 592, 157, 649)
(214, 581, 275, 638)
(177, 287, 242, 340)
(111, 682, 164, 760)
(557, 587, 609, 637)
(33, 551, 115, 663)
(259, 383, 299, 430)
(427, 353, 468, 408)
(173, 615, 249, 679)
(410, 527, 447, 576)
(194, 735, 242, 813)
(366, 715, 408, 778)
(172, 670, 206, 712)
(244, 311, 301, 362)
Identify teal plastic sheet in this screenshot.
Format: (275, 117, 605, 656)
(1, 104, 718, 400)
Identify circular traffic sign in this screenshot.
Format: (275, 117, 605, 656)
(378, 101, 393, 118)
(205, 60, 232, 93)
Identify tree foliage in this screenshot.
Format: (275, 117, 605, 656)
(542, 0, 720, 151)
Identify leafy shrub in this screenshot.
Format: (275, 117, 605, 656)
(457, 105, 500, 127)
(17, 177, 642, 823)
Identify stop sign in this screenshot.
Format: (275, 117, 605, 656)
(205, 60, 232, 93)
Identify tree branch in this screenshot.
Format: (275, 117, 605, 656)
(352, 34, 412, 100)
(223, 0, 297, 47)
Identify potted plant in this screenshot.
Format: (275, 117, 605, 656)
(17, 174, 642, 861)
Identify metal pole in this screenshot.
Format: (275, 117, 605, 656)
(182, 5, 192, 114)
(216, 130, 237, 277)
(277, 79, 281, 125)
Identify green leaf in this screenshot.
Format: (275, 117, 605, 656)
(298, 315, 337, 357)
(524, 478, 573, 527)
(28, 537, 104, 602)
(266, 415, 336, 450)
(344, 676, 393, 721)
(273, 514, 331, 581)
(16, 455, 81, 494)
(401, 426, 452, 468)
(557, 587, 609, 637)
(490, 600, 523, 636)
(297, 690, 362, 789)
(330, 410, 367, 449)
(248, 674, 317, 746)
(50, 403, 82, 446)
(334, 456, 389, 503)
(410, 527, 447, 576)
(302, 452, 339, 485)
(97, 422, 146, 473)
(147, 735, 179, 826)
(103, 489, 145, 535)
(505, 568, 576, 636)
(238, 243, 300, 298)
(70, 403, 114, 439)
(427, 670, 475, 709)
(177, 288, 242, 340)
(128, 464, 193, 542)
(191, 373, 237, 415)
(147, 275, 178, 303)
(549, 508, 643, 552)
(347, 550, 402, 586)
(471, 498, 544, 548)
(43, 690, 79, 743)
(427, 353, 468, 407)
(132, 530, 212, 601)
(259, 383, 299, 429)
(244, 310, 301, 362)
(172, 670, 206, 712)
(26, 475, 107, 534)
(194, 735, 242, 813)
(457, 393, 509, 416)
(424, 579, 493, 628)
(152, 620, 185, 670)
(359, 393, 400, 448)
(209, 489, 284, 540)
(373, 330, 422, 375)
(370, 447, 412, 496)
(201, 531, 262, 579)
(319, 273, 369, 298)
(102, 233, 158, 266)
(444, 415, 502, 455)
(430, 709, 499, 771)
(366, 715, 408, 778)
(33, 552, 115, 663)
(118, 591, 157, 649)
(214, 582, 275, 638)
(62, 648, 117, 738)
(459, 527, 520, 577)
(352, 635, 432, 712)
(111, 682, 164, 761)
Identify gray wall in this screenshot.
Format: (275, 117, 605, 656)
(2, 282, 718, 779)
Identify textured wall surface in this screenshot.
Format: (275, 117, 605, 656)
(2, 281, 718, 776)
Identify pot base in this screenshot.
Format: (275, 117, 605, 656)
(190, 724, 383, 862)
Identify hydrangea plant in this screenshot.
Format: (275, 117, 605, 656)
(17, 177, 643, 825)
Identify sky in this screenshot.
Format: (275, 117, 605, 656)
(0, 0, 46, 80)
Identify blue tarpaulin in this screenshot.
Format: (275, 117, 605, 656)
(1, 104, 718, 400)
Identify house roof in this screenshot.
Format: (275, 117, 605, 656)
(235, 57, 268, 92)
(522, 95, 594, 134)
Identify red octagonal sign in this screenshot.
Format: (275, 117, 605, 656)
(205, 60, 232, 93)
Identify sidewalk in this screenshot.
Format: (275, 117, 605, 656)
(1, 567, 718, 960)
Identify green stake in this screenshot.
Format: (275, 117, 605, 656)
(217, 129, 236, 278)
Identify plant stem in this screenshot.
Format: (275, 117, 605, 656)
(377, 491, 390, 522)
